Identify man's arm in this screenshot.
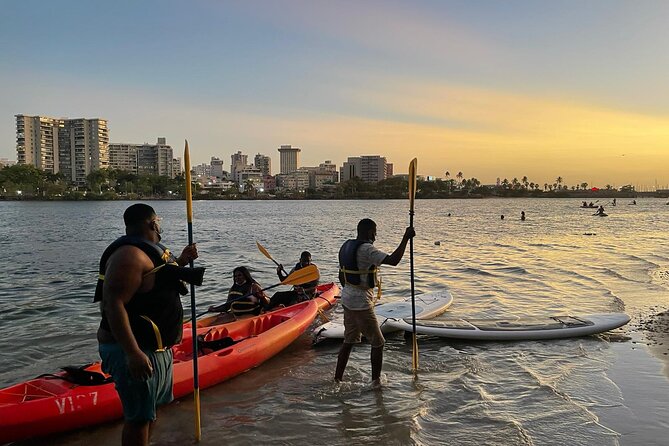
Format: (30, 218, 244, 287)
(382, 227, 416, 266)
(102, 246, 155, 380)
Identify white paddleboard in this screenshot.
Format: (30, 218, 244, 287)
(312, 289, 454, 341)
(384, 313, 629, 341)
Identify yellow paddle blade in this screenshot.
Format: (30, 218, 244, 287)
(281, 264, 320, 286)
(408, 158, 417, 213)
(256, 241, 274, 261)
(184, 140, 193, 223)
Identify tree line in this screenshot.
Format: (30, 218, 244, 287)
(0, 164, 636, 200)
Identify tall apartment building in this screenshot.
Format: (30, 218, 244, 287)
(278, 145, 300, 174)
(16, 115, 62, 173)
(109, 138, 174, 178)
(108, 143, 138, 173)
(137, 139, 173, 177)
(341, 155, 387, 183)
(254, 153, 271, 177)
(230, 151, 248, 180)
(16, 115, 109, 185)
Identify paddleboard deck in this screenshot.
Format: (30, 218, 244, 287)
(312, 289, 453, 341)
(384, 313, 629, 341)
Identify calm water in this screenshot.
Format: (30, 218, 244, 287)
(1, 198, 668, 445)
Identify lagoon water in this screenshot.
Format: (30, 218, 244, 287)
(1, 198, 668, 445)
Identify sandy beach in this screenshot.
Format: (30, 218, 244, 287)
(638, 309, 669, 379)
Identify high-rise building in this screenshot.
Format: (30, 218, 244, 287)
(231, 151, 248, 180)
(254, 153, 271, 176)
(108, 143, 138, 173)
(341, 155, 387, 183)
(16, 115, 109, 185)
(210, 157, 226, 179)
(137, 139, 173, 178)
(278, 145, 300, 174)
(16, 115, 62, 174)
(109, 138, 174, 178)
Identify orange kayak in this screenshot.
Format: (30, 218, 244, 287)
(0, 300, 319, 444)
(193, 282, 340, 328)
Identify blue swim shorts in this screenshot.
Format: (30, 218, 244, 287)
(99, 343, 174, 423)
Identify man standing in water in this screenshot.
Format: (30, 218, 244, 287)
(95, 204, 201, 446)
(334, 218, 415, 387)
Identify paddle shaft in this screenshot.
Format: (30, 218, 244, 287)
(257, 241, 289, 276)
(184, 141, 202, 442)
(408, 158, 418, 372)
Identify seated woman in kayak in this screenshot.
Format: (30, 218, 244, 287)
(208, 266, 269, 316)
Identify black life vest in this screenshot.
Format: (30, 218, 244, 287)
(338, 239, 377, 289)
(94, 236, 184, 350)
(292, 262, 319, 295)
(226, 281, 262, 315)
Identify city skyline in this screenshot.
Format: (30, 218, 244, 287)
(1, 1, 669, 188)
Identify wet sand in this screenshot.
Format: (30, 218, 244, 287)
(637, 309, 669, 379)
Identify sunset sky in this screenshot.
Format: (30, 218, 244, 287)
(1, 0, 668, 188)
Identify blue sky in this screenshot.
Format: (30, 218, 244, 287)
(1, 0, 668, 186)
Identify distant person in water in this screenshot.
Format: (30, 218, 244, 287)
(266, 251, 319, 310)
(501, 215, 505, 220)
(521, 211, 526, 221)
(209, 267, 268, 316)
(582, 201, 588, 207)
(612, 198, 617, 206)
(596, 205, 606, 216)
(631, 200, 637, 205)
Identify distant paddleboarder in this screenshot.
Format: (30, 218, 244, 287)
(521, 211, 526, 221)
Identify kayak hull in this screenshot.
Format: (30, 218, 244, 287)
(384, 313, 630, 341)
(0, 300, 319, 444)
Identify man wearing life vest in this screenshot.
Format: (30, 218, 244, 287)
(334, 218, 415, 388)
(266, 251, 319, 309)
(95, 204, 202, 446)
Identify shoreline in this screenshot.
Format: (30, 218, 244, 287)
(637, 309, 669, 379)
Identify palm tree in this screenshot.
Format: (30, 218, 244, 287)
(456, 172, 463, 185)
(581, 182, 588, 190)
(543, 183, 548, 191)
(522, 176, 529, 189)
(444, 171, 450, 180)
(556, 176, 563, 189)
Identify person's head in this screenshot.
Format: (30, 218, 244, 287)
(123, 203, 162, 242)
(357, 218, 377, 242)
(299, 251, 312, 267)
(232, 266, 254, 286)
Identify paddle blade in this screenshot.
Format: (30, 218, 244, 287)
(184, 140, 193, 223)
(256, 241, 274, 261)
(408, 158, 418, 213)
(281, 264, 320, 286)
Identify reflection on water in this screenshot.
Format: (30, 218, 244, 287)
(1, 198, 668, 445)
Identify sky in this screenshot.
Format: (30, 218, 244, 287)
(1, 0, 668, 188)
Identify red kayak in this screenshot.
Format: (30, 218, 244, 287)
(0, 300, 319, 444)
(192, 282, 340, 329)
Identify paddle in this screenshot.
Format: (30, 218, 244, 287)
(191, 264, 320, 320)
(408, 158, 419, 373)
(256, 241, 289, 276)
(184, 141, 202, 442)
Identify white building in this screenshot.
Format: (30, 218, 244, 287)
(341, 155, 387, 183)
(278, 145, 300, 174)
(230, 151, 248, 180)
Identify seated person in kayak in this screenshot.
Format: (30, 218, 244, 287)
(208, 267, 269, 316)
(595, 205, 606, 215)
(266, 251, 320, 310)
